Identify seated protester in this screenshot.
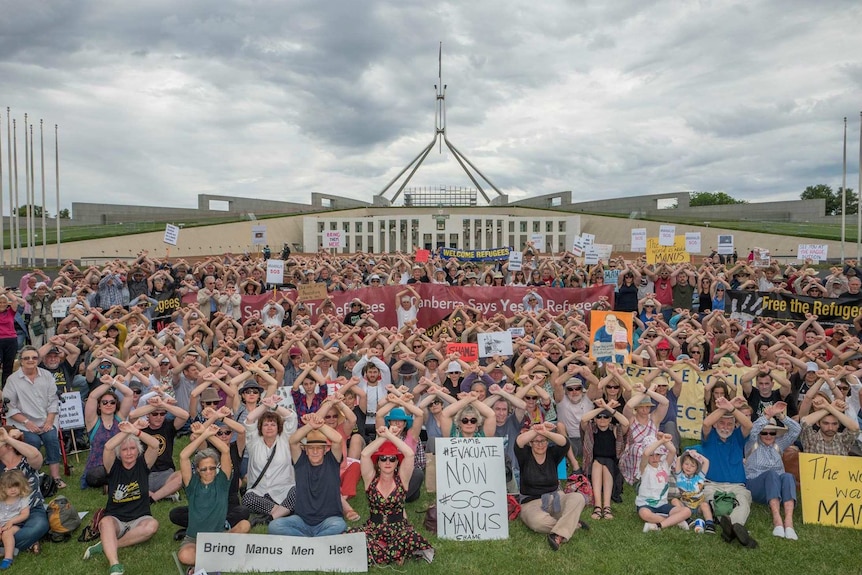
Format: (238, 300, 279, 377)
(699, 396, 758, 548)
(650, 367, 685, 450)
(440, 391, 497, 438)
(85, 353, 126, 396)
(581, 399, 629, 519)
(352, 353, 392, 439)
(242, 395, 298, 524)
(82, 375, 136, 488)
(744, 403, 801, 540)
(268, 414, 346, 537)
(415, 385, 456, 493)
(0, 427, 48, 555)
(176, 423, 250, 573)
(515, 422, 588, 551)
(130, 396, 190, 503)
(619, 381, 669, 486)
(83, 420, 161, 575)
(740, 366, 792, 420)
(0, 469, 30, 569)
(799, 395, 860, 455)
(188, 373, 236, 422)
(551, 368, 597, 460)
(483, 384, 527, 493)
(638, 434, 691, 532)
(291, 362, 329, 418)
(318, 392, 364, 522)
(170, 412, 250, 540)
(673, 450, 714, 533)
(375, 398, 425, 502)
(349, 428, 433, 565)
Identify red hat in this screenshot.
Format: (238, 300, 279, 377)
(289, 347, 302, 356)
(656, 340, 671, 350)
(371, 441, 404, 465)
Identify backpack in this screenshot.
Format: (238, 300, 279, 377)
(711, 491, 738, 518)
(506, 494, 521, 520)
(39, 473, 58, 499)
(47, 496, 81, 542)
(564, 472, 594, 507)
(77, 507, 106, 543)
(423, 504, 437, 532)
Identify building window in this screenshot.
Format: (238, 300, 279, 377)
(546, 221, 553, 233)
(558, 220, 566, 233)
(520, 221, 527, 233)
(356, 222, 362, 233)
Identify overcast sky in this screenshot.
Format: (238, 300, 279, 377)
(2, 1, 861, 215)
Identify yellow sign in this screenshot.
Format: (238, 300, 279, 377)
(799, 454, 862, 529)
(646, 236, 690, 265)
(623, 364, 704, 440)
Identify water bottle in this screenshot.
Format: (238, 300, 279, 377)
(693, 518, 705, 533)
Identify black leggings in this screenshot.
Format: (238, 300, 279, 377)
(0, 337, 17, 387)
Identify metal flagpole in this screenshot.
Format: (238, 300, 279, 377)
(24, 114, 31, 267)
(28, 121, 35, 266)
(40, 119, 46, 264)
(5, 109, 10, 266)
(12, 119, 18, 266)
(0, 112, 4, 267)
(841, 117, 847, 264)
(858, 111, 862, 261)
(55, 124, 60, 263)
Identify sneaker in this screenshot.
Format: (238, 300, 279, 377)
(109, 563, 125, 575)
(643, 522, 659, 533)
(704, 522, 716, 535)
(772, 525, 785, 538)
(678, 519, 690, 531)
(83, 541, 103, 560)
(784, 527, 798, 541)
(166, 492, 181, 503)
(0, 558, 13, 570)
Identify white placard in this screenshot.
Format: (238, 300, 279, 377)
(592, 243, 613, 261)
(58, 391, 85, 429)
(52, 296, 77, 319)
(266, 260, 284, 285)
(572, 236, 585, 257)
(685, 232, 701, 253)
(508, 250, 522, 272)
(798, 244, 828, 262)
(508, 326, 525, 338)
(477, 331, 513, 358)
(195, 532, 368, 573)
(717, 234, 734, 255)
(163, 224, 180, 246)
(436, 437, 508, 541)
(251, 225, 267, 246)
(529, 233, 545, 252)
(631, 228, 647, 252)
(584, 249, 599, 265)
(659, 225, 676, 246)
(323, 231, 345, 249)
(581, 233, 595, 246)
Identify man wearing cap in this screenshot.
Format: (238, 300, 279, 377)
(699, 396, 757, 548)
(38, 335, 82, 392)
(268, 415, 345, 537)
(406, 265, 429, 284)
(367, 274, 383, 287)
(130, 395, 190, 503)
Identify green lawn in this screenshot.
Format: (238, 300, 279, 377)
(19, 441, 862, 575)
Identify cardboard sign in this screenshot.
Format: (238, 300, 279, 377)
(265, 260, 284, 285)
(58, 391, 85, 429)
(799, 454, 862, 530)
(572, 236, 585, 257)
(717, 234, 734, 255)
(508, 326, 525, 338)
(508, 250, 522, 271)
(646, 236, 690, 265)
(529, 233, 545, 252)
(446, 342, 478, 363)
(297, 282, 328, 302)
(477, 331, 513, 358)
(251, 225, 267, 246)
(589, 310, 632, 365)
(436, 437, 508, 540)
(581, 233, 595, 246)
(323, 231, 345, 249)
(685, 232, 701, 253)
(195, 532, 368, 573)
(798, 244, 828, 262)
(52, 296, 77, 319)
(659, 225, 676, 246)
(604, 269, 621, 289)
(415, 249, 430, 263)
(592, 243, 613, 261)
(163, 224, 180, 246)
(631, 228, 647, 252)
(584, 249, 599, 265)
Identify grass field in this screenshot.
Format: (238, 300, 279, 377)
(14, 439, 862, 575)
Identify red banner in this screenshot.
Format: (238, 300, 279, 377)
(185, 284, 614, 328)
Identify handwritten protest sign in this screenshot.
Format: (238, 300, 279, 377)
(508, 250, 522, 271)
(592, 243, 613, 261)
(530, 233, 545, 252)
(800, 454, 862, 530)
(572, 236, 585, 257)
(195, 532, 368, 573)
(163, 224, 180, 246)
(58, 391, 85, 429)
(52, 296, 77, 318)
(323, 231, 345, 249)
(798, 244, 828, 262)
(446, 342, 478, 363)
(297, 282, 328, 302)
(436, 437, 508, 540)
(646, 236, 690, 265)
(590, 311, 632, 365)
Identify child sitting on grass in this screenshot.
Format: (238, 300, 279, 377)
(637, 434, 691, 532)
(673, 449, 715, 534)
(0, 470, 31, 570)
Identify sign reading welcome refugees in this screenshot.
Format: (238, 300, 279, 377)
(436, 437, 508, 541)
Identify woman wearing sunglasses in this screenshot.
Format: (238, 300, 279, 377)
(440, 391, 497, 439)
(581, 398, 629, 520)
(82, 374, 136, 489)
(744, 402, 801, 540)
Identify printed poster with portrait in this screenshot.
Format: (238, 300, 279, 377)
(589, 310, 633, 365)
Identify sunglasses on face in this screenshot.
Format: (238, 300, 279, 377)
(242, 389, 260, 394)
(606, 385, 620, 390)
(566, 386, 583, 392)
(324, 414, 339, 420)
(203, 401, 220, 406)
(133, 389, 142, 395)
(377, 455, 399, 463)
(198, 466, 219, 473)
(101, 400, 117, 406)
(760, 431, 777, 436)
(150, 411, 167, 417)
(461, 417, 478, 424)
(596, 414, 611, 420)
(431, 399, 443, 405)
(215, 430, 232, 437)
(524, 396, 539, 401)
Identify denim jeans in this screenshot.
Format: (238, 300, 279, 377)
(268, 515, 346, 537)
(14, 506, 48, 550)
(22, 428, 61, 465)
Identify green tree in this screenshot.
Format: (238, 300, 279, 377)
(801, 184, 857, 215)
(688, 192, 747, 206)
(59, 208, 70, 219)
(16, 204, 45, 217)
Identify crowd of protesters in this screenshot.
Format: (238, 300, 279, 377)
(0, 244, 860, 573)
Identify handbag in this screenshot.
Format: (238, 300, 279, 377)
(30, 319, 45, 336)
(712, 490, 738, 518)
(564, 472, 594, 507)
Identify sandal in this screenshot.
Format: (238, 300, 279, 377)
(590, 506, 603, 520)
(603, 506, 614, 520)
(345, 510, 361, 522)
(54, 478, 67, 489)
